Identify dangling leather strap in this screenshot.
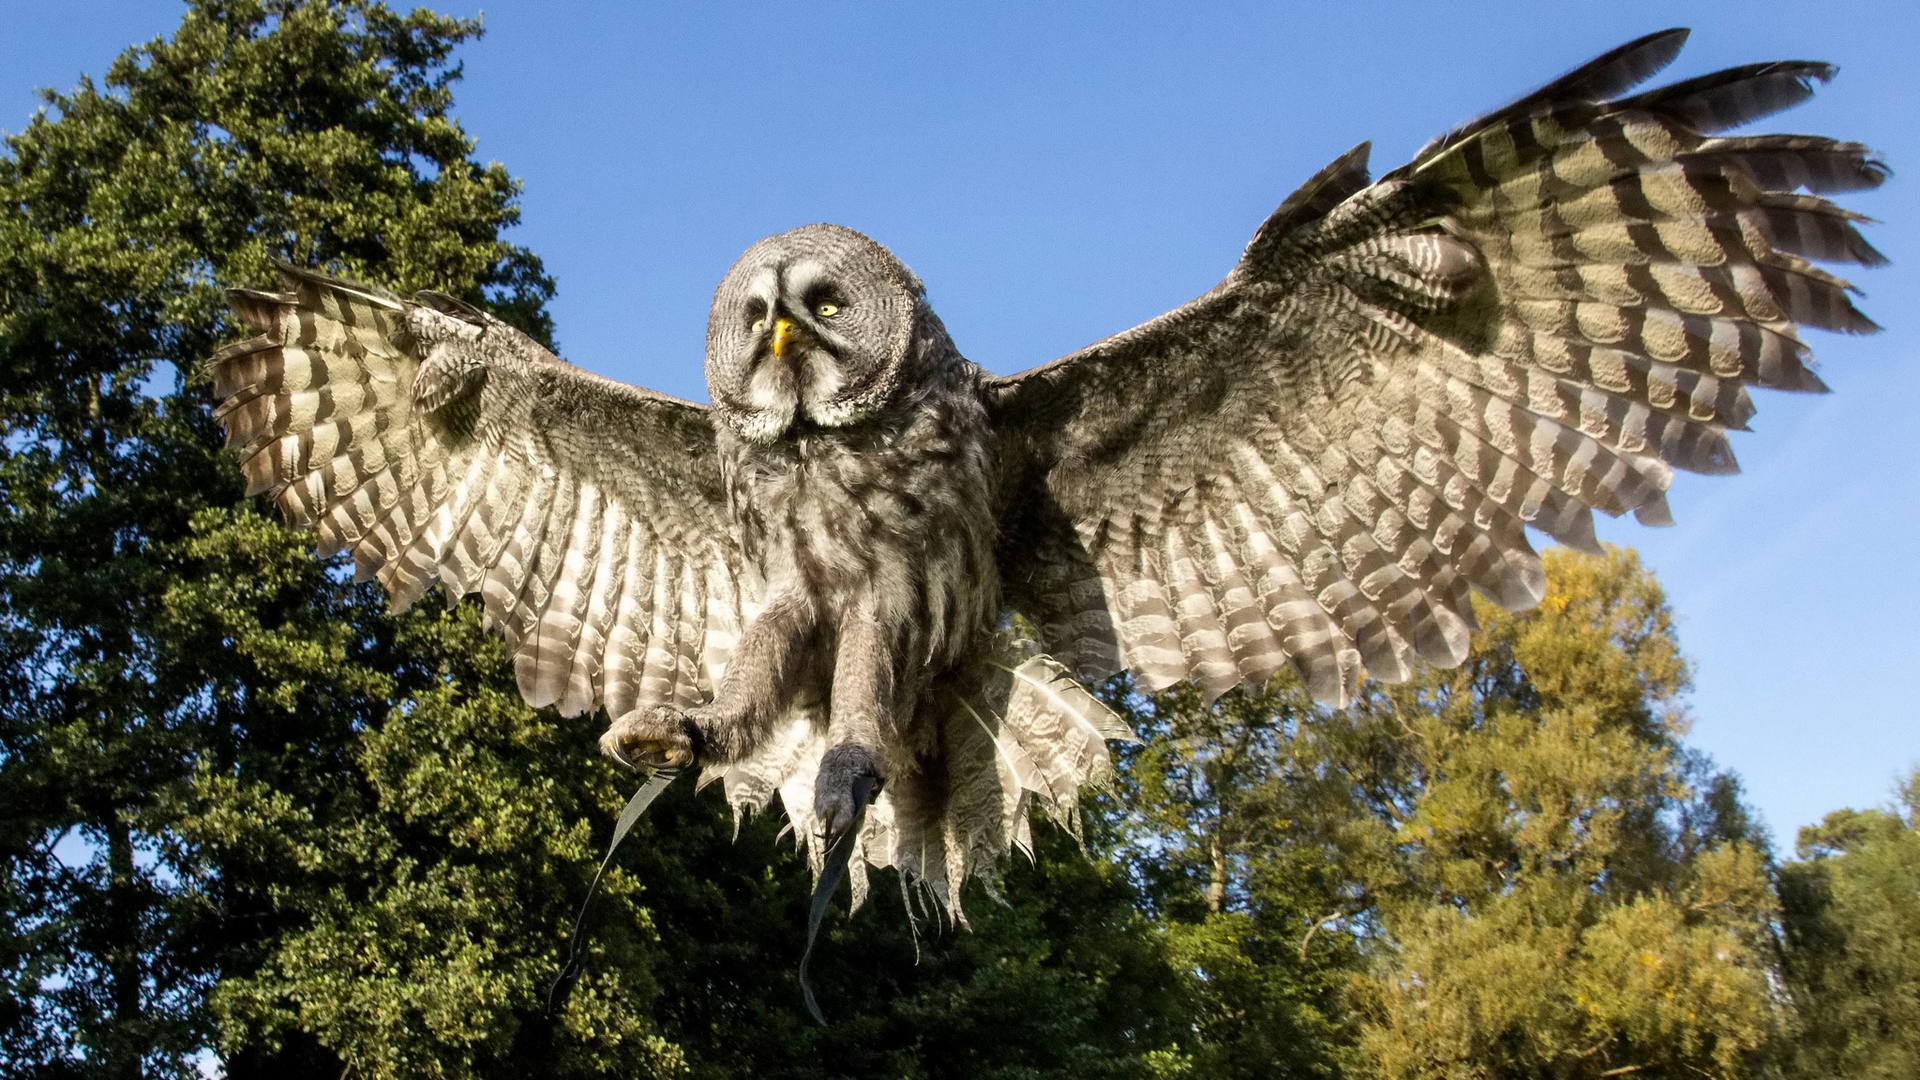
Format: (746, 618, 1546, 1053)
(547, 766, 683, 1014)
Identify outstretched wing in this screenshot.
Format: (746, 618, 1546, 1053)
(989, 29, 1886, 706)
(211, 263, 745, 718)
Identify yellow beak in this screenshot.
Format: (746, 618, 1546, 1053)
(771, 316, 797, 359)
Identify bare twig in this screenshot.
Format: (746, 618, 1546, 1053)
(1299, 910, 1344, 962)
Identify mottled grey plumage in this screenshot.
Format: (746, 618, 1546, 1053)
(209, 30, 1885, 914)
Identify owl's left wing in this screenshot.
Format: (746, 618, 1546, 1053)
(988, 29, 1885, 706)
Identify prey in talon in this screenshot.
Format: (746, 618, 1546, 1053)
(813, 744, 884, 841)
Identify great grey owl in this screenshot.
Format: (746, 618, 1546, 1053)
(210, 30, 1884, 914)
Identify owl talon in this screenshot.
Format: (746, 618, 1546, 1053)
(815, 743, 883, 841)
(600, 706, 706, 770)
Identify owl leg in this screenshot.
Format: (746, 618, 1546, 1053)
(599, 705, 703, 769)
(814, 610, 891, 839)
(601, 591, 823, 768)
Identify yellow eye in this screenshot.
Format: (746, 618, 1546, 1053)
(750, 317, 767, 333)
(814, 302, 840, 319)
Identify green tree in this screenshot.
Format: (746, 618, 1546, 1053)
(1109, 680, 1368, 1080)
(1339, 548, 1780, 1080)
(1776, 769, 1920, 1079)
(165, 526, 682, 1078)
(1111, 548, 1782, 1080)
(0, 2, 689, 1075)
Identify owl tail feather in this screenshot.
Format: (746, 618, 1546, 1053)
(714, 636, 1137, 925)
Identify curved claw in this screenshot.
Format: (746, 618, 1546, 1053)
(600, 706, 705, 770)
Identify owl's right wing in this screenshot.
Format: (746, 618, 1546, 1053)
(988, 29, 1885, 706)
(212, 262, 745, 720)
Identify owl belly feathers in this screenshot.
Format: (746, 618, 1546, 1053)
(720, 369, 1000, 717)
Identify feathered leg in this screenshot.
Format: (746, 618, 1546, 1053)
(600, 590, 822, 767)
(815, 605, 892, 838)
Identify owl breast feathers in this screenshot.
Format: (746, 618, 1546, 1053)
(208, 29, 1884, 916)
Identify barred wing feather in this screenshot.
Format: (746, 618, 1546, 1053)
(990, 28, 1885, 707)
(211, 262, 742, 720)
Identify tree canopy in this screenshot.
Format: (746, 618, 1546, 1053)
(1775, 770, 1920, 1079)
(0, 1, 601, 1073)
(1111, 548, 1781, 1080)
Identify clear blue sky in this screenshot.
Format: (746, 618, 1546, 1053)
(6, 0, 1916, 846)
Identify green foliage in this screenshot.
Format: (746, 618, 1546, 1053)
(159, 509, 678, 1078)
(1110, 549, 1783, 1080)
(1775, 770, 1920, 1079)
(1109, 679, 1368, 1079)
(0, 1, 614, 1074)
(1340, 548, 1781, 1080)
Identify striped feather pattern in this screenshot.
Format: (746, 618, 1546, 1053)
(990, 30, 1883, 706)
(210, 262, 740, 721)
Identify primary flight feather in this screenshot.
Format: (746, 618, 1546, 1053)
(209, 29, 1885, 914)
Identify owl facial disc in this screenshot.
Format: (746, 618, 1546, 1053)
(706, 224, 923, 443)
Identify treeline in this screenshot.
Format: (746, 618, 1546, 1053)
(2, 4, 1913, 1078)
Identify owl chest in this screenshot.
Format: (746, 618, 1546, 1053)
(722, 402, 999, 657)
(733, 438, 986, 581)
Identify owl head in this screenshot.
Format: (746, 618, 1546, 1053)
(705, 223, 932, 444)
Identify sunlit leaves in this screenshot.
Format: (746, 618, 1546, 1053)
(1776, 771, 1920, 1078)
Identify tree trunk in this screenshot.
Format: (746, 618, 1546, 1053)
(1207, 829, 1227, 913)
(106, 811, 145, 1080)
